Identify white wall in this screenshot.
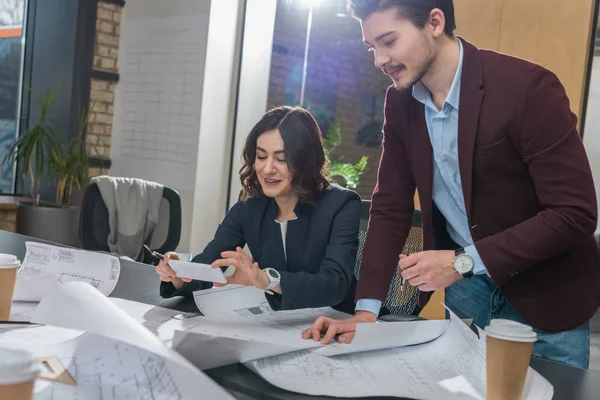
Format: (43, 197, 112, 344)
(189, 0, 245, 250)
(110, 0, 244, 252)
(227, 0, 278, 208)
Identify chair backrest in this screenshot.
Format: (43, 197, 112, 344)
(79, 181, 182, 263)
(355, 200, 422, 316)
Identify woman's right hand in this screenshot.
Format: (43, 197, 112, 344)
(155, 252, 191, 289)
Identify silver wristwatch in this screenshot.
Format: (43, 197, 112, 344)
(453, 248, 474, 278)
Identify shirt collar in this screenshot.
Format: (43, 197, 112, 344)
(412, 38, 464, 111)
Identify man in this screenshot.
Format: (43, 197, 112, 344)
(302, 0, 600, 369)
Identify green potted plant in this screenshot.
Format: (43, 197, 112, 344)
(1, 87, 90, 245)
(323, 122, 368, 189)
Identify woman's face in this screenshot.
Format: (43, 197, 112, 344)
(255, 129, 294, 199)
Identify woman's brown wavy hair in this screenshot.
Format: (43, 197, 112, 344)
(239, 106, 330, 203)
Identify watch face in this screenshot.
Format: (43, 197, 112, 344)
(267, 269, 280, 279)
(454, 254, 474, 274)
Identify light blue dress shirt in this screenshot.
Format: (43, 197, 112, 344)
(356, 40, 487, 317)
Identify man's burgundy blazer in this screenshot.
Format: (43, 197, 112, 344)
(356, 38, 600, 332)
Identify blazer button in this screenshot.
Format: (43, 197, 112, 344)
(292, 301, 298, 308)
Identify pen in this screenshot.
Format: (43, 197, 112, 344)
(0, 321, 35, 325)
(144, 244, 164, 263)
(400, 252, 409, 286)
(151, 251, 165, 265)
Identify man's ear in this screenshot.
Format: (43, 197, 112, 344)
(428, 8, 447, 38)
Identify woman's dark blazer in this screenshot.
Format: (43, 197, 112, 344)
(160, 184, 361, 313)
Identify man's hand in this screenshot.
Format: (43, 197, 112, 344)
(301, 311, 377, 344)
(399, 250, 461, 292)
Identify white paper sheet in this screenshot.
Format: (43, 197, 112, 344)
(0, 325, 84, 345)
(3, 328, 230, 400)
(110, 297, 205, 346)
(111, 295, 319, 351)
(109, 297, 318, 370)
(29, 282, 233, 399)
(313, 318, 449, 356)
(109, 289, 449, 372)
(134, 285, 446, 369)
(169, 260, 226, 283)
(173, 318, 449, 369)
(193, 285, 352, 332)
(33, 282, 179, 360)
(13, 242, 120, 302)
(113, 295, 446, 366)
(246, 311, 554, 399)
(172, 319, 319, 370)
(9, 301, 38, 322)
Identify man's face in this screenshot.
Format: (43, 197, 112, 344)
(360, 7, 436, 90)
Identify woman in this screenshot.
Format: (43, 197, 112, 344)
(156, 106, 361, 312)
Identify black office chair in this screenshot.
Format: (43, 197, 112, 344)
(79, 181, 182, 265)
(354, 200, 423, 320)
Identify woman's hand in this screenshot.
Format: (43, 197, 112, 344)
(155, 252, 192, 289)
(211, 247, 269, 289)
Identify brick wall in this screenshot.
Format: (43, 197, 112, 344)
(268, 4, 390, 200)
(86, 1, 123, 177)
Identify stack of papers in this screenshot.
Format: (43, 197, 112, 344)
(114, 285, 554, 399)
(3, 282, 234, 400)
(4, 240, 554, 399)
(111, 286, 449, 369)
(245, 312, 553, 399)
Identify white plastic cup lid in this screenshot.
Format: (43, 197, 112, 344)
(0, 254, 20, 269)
(0, 347, 40, 385)
(484, 319, 537, 343)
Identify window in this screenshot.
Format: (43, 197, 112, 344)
(264, 0, 389, 199)
(0, 0, 27, 194)
(357, 92, 384, 148)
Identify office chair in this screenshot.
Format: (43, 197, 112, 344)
(79, 181, 182, 265)
(355, 200, 423, 321)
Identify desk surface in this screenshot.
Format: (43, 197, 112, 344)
(2, 230, 600, 400)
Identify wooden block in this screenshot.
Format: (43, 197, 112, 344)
(418, 289, 446, 320)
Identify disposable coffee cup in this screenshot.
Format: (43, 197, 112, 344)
(0, 347, 40, 400)
(484, 319, 537, 400)
(0, 254, 21, 320)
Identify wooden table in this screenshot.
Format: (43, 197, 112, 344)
(0, 195, 27, 232)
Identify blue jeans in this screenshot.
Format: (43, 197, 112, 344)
(445, 274, 590, 369)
